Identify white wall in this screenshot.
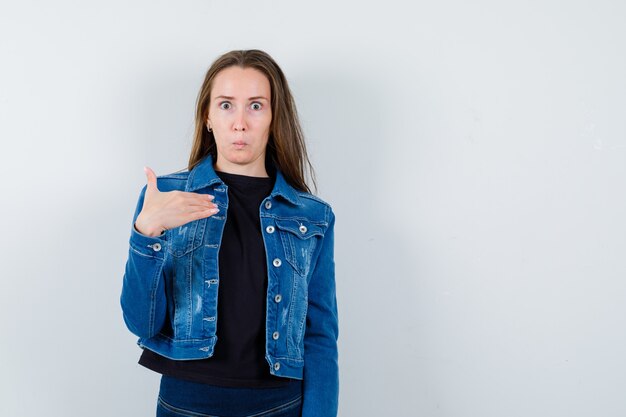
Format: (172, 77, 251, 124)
(1, 1, 625, 416)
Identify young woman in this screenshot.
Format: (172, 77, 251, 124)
(120, 49, 338, 417)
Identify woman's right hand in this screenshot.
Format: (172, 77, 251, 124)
(134, 166, 220, 237)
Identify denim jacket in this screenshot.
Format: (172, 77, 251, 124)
(120, 154, 338, 417)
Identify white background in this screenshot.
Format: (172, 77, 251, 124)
(1, 1, 625, 416)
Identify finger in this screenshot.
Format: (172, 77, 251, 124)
(187, 204, 220, 214)
(174, 202, 218, 216)
(179, 192, 216, 206)
(191, 206, 220, 220)
(186, 200, 219, 209)
(178, 208, 218, 224)
(144, 166, 159, 193)
(182, 191, 215, 201)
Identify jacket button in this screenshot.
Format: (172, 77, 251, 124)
(151, 243, 161, 252)
(266, 225, 275, 234)
(273, 362, 281, 371)
(274, 294, 282, 303)
(272, 258, 282, 267)
(299, 225, 307, 234)
(265, 201, 272, 209)
(272, 331, 280, 340)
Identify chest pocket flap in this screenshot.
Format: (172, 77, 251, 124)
(275, 219, 325, 276)
(167, 218, 207, 257)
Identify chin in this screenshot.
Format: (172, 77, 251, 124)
(229, 152, 253, 162)
(226, 155, 256, 167)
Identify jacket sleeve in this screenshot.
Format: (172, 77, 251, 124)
(302, 208, 339, 417)
(120, 184, 168, 339)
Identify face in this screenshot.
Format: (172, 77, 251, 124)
(207, 66, 272, 176)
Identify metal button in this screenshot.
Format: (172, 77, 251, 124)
(273, 331, 280, 340)
(274, 294, 282, 303)
(299, 224, 307, 234)
(152, 243, 161, 252)
(266, 225, 275, 234)
(272, 258, 282, 267)
(265, 201, 272, 209)
(273, 362, 281, 371)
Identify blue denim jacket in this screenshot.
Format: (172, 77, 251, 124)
(120, 154, 338, 416)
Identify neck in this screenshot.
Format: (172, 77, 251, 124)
(214, 156, 268, 178)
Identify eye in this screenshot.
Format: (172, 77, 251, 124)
(250, 102, 262, 110)
(219, 101, 231, 110)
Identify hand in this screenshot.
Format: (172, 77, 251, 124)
(134, 166, 219, 237)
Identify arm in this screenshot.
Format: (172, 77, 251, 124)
(120, 184, 168, 339)
(302, 209, 339, 417)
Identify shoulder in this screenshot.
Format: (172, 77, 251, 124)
(295, 190, 335, 224)
(159, 167, 190, 181)
(296, 190, 332, 209)
(154, 169, 190, 191)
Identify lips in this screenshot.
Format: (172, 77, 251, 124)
(233, 141, 247, 149)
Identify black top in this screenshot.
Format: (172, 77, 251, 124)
(139, 169, 300, 389)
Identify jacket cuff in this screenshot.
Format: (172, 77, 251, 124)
(129, 223, 167, 258)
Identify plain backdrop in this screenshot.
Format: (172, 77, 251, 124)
(1, 1, 625, 416)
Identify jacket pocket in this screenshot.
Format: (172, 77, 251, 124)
(167, 218, 208, 257)
(275, 219, 324, 276)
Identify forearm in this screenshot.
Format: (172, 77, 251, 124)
(301, 210, 339, 417)
(302, 326, 339, 417)
(120, 185, 168, 339)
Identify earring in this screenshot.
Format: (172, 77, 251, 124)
(208, 125, 212, 132)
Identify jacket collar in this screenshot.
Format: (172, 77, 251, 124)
(186, 154, 302, 206)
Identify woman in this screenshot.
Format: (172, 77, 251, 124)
(120, 49, 338, 417)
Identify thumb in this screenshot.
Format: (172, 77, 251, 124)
(144, 166, 159, 193)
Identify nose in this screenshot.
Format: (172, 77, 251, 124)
(233, 108, 247, 132)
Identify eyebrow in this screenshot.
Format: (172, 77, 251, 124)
(213, 95, 269, 101)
